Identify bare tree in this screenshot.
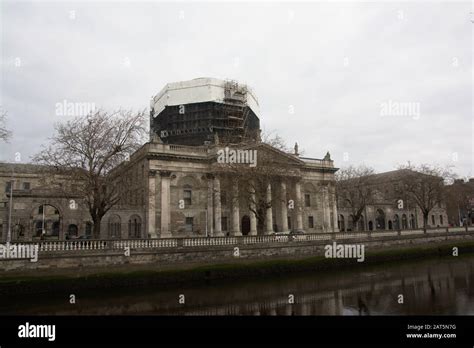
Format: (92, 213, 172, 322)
(444, 178, 474, 226)
(335, 165, 376, 231)
(33, 109, 147, 238)
(216, 134, 299, 234)
(396, 163, 454, 232)
(0, 107, 12, 142)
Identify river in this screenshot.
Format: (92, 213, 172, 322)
(3, 255, 474, 315)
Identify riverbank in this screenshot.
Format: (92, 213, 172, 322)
(1, 238, 473, 297)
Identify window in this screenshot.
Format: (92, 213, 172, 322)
(185, 217, 194, 232)
(304, 194, 311, 207)
(23, 182, 30, 190)
(5, 181, 12, 193)
(308, 216, 314, 229)
(38, 205, 43, 214)
(440, 215, 443, 225)
(221, 191, 227, 205)
(431, 215, 435, 225)
(184, 189, 192, 206)
(221, 217, 228, 231)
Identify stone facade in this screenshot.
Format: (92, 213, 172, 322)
(337, 170, 449, 232)
(104, 142, 339, 239)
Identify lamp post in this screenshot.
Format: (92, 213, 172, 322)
(7, 178, 14, 243)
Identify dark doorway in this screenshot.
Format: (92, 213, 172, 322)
(241, 215, 250, 235)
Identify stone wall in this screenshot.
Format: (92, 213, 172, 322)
(1, 231, 472, 272)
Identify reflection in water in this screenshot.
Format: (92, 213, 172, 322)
(3, 256, 474, 315)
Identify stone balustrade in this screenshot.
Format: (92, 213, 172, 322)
(9, 227, 472, 254)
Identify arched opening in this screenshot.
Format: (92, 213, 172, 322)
(402, 214, 408, 229)
(375, 209, 385, 230)
(108, 215, 121, 239)
(241, 215, 250, 235)
(388, 220, 393, 230)
(67, 224, 78, 238)
(368, 221, 374, 231)
(128, 215, 142, 239)
(410, 214, 416, 229)
(394, 214, 400, 230)
(348, 215, 355, 231)
(338, 215, 345, 232)
(32, 204, 60, 239)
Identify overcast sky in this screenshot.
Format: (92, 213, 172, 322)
(0, 1, 472, 177)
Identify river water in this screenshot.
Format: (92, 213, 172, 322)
(3, 255, 474, 315)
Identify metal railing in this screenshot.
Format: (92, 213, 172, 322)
(6, 227, 473, 254)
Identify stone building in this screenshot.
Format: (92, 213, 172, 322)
(337, 169, 449, 232)
(1, 78, 339, 241)
(445, 178, 474, 226)
(0, 163, 91, 241)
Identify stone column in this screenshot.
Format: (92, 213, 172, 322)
(280, 181, 289, 232)
(213, 176, 223, 236)
(295, 180, 303, 230)
(332, 190, 339, 232)
(206, 173, 214, 237)
(231, 179, 242, 236)
(323, 186, 331, 232)
(147, 170, 158, 238)
(265, 183, 273, 234)
(160, 171, 172, 238)
(249, 181, 257, 235)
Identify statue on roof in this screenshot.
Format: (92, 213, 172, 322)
(294, 142, 299, 156)
(323, 151, 331, 161)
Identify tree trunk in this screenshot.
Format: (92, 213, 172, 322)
(423, 213, 428, 234)
(92, 216, 101, 239)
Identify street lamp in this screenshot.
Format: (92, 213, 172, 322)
(7, 177, 14, 243)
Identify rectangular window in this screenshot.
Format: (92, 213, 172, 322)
(308, 216, 314, 229)
(184, 190, 192, 206)
(5, 181, 12, 193)
(431, 215, 435, 225)
(304, 194, 311, 207)
(23, 182, 30, 190)
(185, 217, 194, 232)
(221, 217, 228, 231)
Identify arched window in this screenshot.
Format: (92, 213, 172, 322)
(183, 184, 192, 206)
(67, 224, 78, 237)
(108, 215, 121, 239)
(338, 215, 345, 232)
(439, 215, 443, 225)
(128, 215, 142, 239)
(368, 221, 374, 231)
